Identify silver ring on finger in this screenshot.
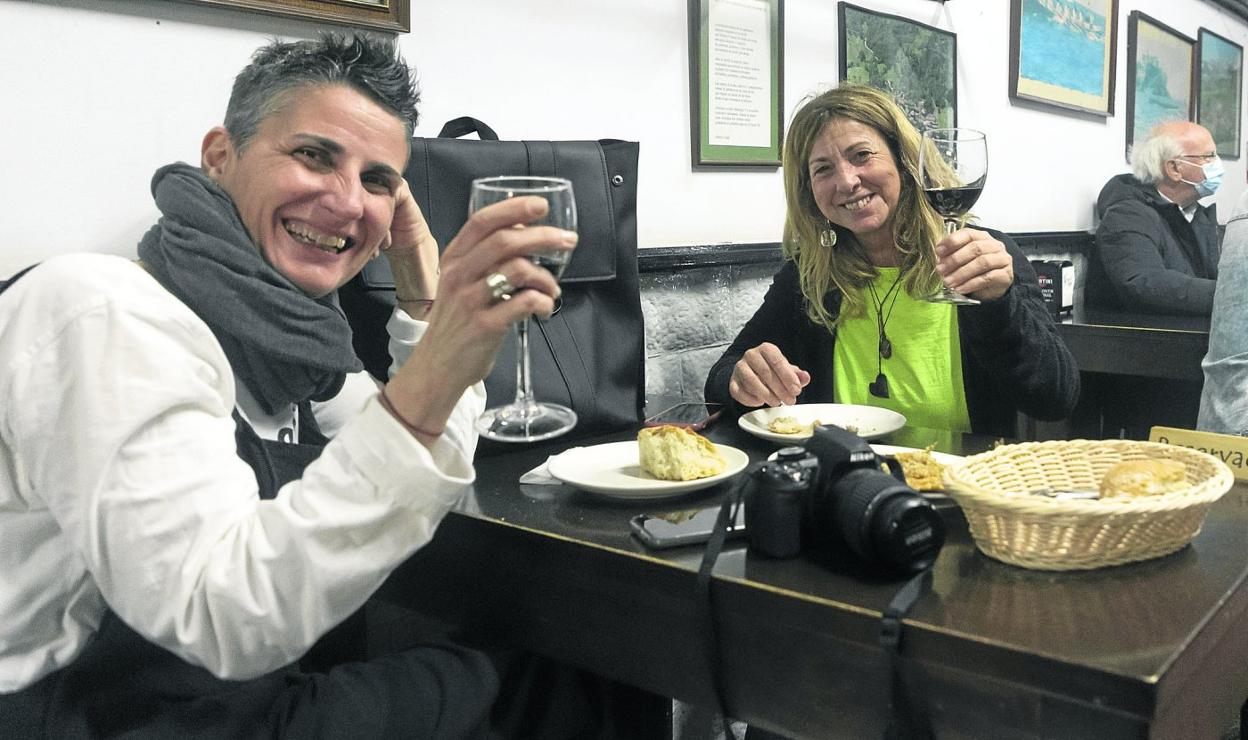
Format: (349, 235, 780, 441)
(485, 271, 515, 302)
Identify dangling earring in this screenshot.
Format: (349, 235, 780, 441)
(819, 220, 836, 248)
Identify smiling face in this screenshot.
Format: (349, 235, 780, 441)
(202, 84, 409, 298)
(807, 117, 903, 254)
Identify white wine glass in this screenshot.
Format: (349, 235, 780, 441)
(470, 176, 578, 442)
(918, 128, 987, 305)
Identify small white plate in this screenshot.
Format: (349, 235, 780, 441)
(547, 441, 750, 499)
(738, 404, 906, 443)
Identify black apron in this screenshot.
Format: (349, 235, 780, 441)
(0, 266, 497, 739)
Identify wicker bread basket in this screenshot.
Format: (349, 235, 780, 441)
(943, 439, 1235, 571)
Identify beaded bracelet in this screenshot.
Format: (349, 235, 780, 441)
(377, 386, 443, 438)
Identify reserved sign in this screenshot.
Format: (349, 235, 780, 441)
(1150, 426, 1248, 480)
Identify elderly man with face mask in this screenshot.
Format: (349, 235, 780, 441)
(1093, 121, 1224, 315)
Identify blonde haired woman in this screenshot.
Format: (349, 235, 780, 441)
(705, 85, 1077, 436)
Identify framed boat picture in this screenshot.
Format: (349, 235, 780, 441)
(1009, 0, 1118, 116)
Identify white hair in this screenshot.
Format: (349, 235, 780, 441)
(1130, 126, 1185, 184)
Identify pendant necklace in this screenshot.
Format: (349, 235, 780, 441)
(866, 272, 903, 399)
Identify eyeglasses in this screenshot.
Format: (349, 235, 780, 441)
(1177, 153, 1218, 163)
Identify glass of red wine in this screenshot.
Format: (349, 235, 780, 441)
(469, 176, 578, 442)
(918, 128, 987, 305)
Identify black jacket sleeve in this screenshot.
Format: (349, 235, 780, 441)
(958, 230, 1080, 423)
(1095, 200, 1216, 314)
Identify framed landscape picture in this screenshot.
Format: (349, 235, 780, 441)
(838, 2, 956, 131)
(1198, 28, 1243, 158)
(1126, 12, 1196, 160)
(1009, 0, 1118, 116)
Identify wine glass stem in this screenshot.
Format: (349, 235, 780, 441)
(513, 318, 537, 410)
(944, 218, 957, 236)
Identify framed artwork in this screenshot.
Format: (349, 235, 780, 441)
(1009, 0, 1118, 116)
(1126, 12, 1196, 160)
(837, 2, 956, 131)
(688, 0, 785, 167)
(1198, 28, 1244, 158)
(177, 0, 409, 33)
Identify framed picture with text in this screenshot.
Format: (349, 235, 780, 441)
(1009, 0, 1117, 116)
(688, 0, 785, 167)
(177, 0, 409, 33)
(838, 3, 956, 131)
(1198, 28, 1243, 158)
(1126, 12, 1196, 160)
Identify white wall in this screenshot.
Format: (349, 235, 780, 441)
(4, 0, 1247, 277)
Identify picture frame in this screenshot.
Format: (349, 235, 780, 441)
(1008, 0, 1118, 117)
(688, 0, 785, 167)
(837, 3, 957, 131)
(177, 0, 409, 34)
(1126, 12, 1196, 160)
(1197, 28, 1244, 159)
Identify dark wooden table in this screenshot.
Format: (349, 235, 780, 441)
(1054, 308, 1210, 439)
(1057, 307, 1210, 382)
(381, 422, 1248, 739)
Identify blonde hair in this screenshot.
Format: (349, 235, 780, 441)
(781, 85, 949, 330)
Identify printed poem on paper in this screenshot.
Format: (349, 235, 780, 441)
(707, 0, 772, 148)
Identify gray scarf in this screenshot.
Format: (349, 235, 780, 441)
(137, 163, 363, 415)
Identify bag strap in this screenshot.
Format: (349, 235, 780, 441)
(695, 470, 936, 739)
(524, 140, 556, 176)
(530, 312, 595, 428)
(694, 473, 753, 720)
(437, 116, 499, 140)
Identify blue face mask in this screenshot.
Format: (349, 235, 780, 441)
(1180, 157, 1225, 198)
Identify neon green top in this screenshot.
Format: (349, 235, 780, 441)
(832, 268, 971, 432)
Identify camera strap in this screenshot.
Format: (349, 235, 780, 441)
(881, 568, 935, 740)
(694, 472, 751, 722)
(693, 471, 934, 739)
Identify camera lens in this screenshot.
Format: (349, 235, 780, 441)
(826, 468, 945, 573)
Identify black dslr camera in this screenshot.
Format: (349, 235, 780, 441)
(744, 424, 945, 574)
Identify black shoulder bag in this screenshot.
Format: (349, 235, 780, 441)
(340, 118, 644, 454)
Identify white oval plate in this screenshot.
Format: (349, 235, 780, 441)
(547, 441, 750, 499)
(738, 404, 906, 443)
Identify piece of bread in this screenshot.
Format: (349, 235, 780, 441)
(638, 425, 727, 481)
(893, 448, 946, 492)
(766, 416, 827, 435)
(1099, 459, 1188, 498)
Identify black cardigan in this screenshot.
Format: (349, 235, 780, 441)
(704, 231, 1079, 438)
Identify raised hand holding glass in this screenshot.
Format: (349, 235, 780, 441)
(470, 176, 578, 442)
(918, 128, 987, 305)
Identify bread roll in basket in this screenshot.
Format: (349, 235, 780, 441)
(943, 439, 1235, 570)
